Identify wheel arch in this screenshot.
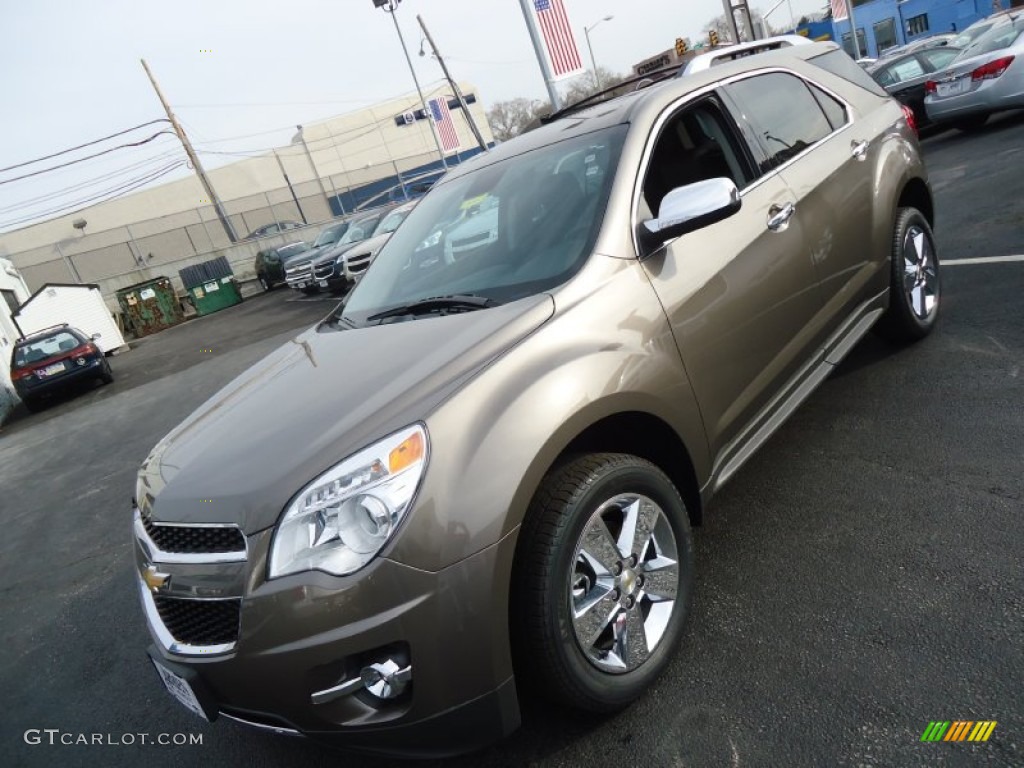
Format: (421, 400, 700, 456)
(554, 411, 704, 528)
(896, 176, 934, 227)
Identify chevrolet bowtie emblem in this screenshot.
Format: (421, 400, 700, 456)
(143, 565, 170, 593)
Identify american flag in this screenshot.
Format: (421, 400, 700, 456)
(830, 0, 849, 22)
(533, 0, 584, 79)
(428, 97, 460, 153)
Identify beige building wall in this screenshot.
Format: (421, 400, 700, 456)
(0, 82, 492, 258)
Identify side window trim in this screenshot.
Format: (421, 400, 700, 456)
(629, 67, 854, 256)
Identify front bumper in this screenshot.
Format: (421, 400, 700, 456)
(135, 514, 521, 756)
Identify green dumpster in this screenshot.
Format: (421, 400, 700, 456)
(179, 257, 244, 317)
(188, 276, 243, 317)
(115, 277, 185, 338)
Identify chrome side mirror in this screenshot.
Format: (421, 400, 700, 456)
(639, 177, 741, 250)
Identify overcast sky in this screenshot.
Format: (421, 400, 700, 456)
(0, 0, 828, 234)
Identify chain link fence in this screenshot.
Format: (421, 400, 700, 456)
(6, 147, 484, 305)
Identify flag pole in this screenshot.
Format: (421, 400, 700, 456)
(846, 0, 861, 57)
(516, 0, 563, 111)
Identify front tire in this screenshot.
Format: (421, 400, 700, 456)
(875, 207, 940, 343)
(512, 453, 694, 713)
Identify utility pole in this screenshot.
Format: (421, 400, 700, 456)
(516, 0, 562, 111)
(273, 150, 307, 224)
(375, 1, 448, 170)
(140, 59, 237, 243)
(295, 126, 332, 215)
(417, 14, 488, 153)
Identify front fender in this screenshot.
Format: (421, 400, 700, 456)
(388, 256, 708, 574)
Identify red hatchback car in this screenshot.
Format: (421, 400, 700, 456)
(10, 325, 113, 412)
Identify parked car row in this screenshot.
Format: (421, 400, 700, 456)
(924, 11, 1024, 130)
(864, 9, 1023, 132)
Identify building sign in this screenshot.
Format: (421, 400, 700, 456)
(633, 49, 674, 76)
(394, 94, 477, 127)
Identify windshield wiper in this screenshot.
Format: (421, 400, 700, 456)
(365, 294, 498, 323)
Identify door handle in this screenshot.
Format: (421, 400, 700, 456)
(851, 140, 869, 160)
(767, 202, 796, 232)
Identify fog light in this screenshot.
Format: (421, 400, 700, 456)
(361, 659, 412, 700)
(311, 657, 412, 705)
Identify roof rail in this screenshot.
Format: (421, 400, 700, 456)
(543, 65, 683, 123)
(679, 35, 813, 77)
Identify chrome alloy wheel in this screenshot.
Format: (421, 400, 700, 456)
(569, 493, 680, 674)
(902, 225, 938, 320)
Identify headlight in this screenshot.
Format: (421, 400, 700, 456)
(269, 425, 428, 578)
(417, 230, 443, 251)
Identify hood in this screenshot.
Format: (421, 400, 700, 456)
(312, 238, 366, 266)
(146, 295, 555, 533)
(282, 244, 324, 268)
(342, 232, 392, 259)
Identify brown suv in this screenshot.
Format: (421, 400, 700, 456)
(133, 42, 939, 757)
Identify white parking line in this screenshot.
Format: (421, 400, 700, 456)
(943, 255, 1024, 267)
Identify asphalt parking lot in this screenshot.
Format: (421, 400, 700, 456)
(1, 112, 1022, 768)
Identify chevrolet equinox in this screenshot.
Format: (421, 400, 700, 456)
(134, 42, 940, 757)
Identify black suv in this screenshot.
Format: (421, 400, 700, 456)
(10, 325, 113, 412)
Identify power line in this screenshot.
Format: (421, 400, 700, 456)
(0, 161, 186, 231)
(0, 130, 178, 186)
(0, 149, 184, 215)
(0, 119, 171, 174)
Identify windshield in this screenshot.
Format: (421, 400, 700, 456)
(313, 222, 348, 248)
(374, 208, 411, 236)
(950, 22, 993, 49)
(954, 18, 1023, 60)
(341, 124, 627, 323)
(14, 331, 81, 367)
(336, 215, 379, 246)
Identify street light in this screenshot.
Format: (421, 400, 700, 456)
(372, 0, 449, 170)
(584, 15, 614, 91)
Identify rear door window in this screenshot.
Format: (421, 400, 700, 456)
(722, 73, 835, 174)
(809, 49, 890, 97)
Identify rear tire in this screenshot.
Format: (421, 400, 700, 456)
(511, 453, 694, 713)
(875, 207, 940, 344)
(100, 364, 114, 385)
(22, 396, 43, 413)
(954, 114, 988, 132)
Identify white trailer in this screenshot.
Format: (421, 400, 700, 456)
(13, 283, 127, 355)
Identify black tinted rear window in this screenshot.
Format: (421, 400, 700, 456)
(809, 49, 889, 97)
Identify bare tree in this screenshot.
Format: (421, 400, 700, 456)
(486, 97, 549, 142)
(704, 14, 736, 44)
(562, 66, 626, 106)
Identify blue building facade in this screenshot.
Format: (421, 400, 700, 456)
(831, 0, 1015, 59)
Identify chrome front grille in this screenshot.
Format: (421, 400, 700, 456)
(142, 517, 245, 554)
(347, 253, 372, 275)
(134, 505, 247, 656)
(285, 261, 312, 281)
(153, 596, 241, 647)
(313, 261, 335, 279)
